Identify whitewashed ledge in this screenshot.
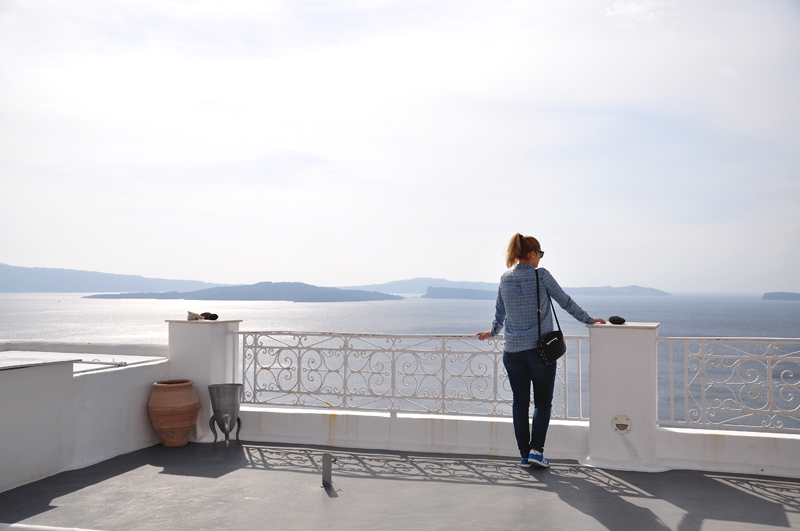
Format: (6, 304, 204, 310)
(237, 405, 589, 461)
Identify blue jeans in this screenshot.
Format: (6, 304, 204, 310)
(503, 348, 557, 457)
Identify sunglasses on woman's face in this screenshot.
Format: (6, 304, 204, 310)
(535, 251, 545, 258)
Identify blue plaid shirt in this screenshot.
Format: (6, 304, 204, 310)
(490, 264, 594, 353)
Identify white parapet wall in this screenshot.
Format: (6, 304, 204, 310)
(238, 406, 589, 459)
(4, 320, 800, 494)
(656, 427, 800, 479)
(177, 321, 590, 457)
(0, 361, 76, 493)
(232, 323, 800, 477)
(585, 323, 800, 478)
(0, 342, 169, 493)
(71, 361, 169, 469)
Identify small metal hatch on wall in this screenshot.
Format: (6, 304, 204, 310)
(613, 414, 632, 435)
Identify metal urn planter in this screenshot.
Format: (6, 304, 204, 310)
(148, 379, 200, 447)
(208, 383, 243, 447)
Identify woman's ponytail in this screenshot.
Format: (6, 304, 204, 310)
(505, 233, 541, 268)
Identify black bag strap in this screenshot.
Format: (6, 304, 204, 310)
(535, 268, 562, 341)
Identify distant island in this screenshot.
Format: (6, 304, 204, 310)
(1, 264, 671, 299)
(341, 278, 499, 294)
(0, 263, 223, 293)
(342, 277, 669, 297)
(84, 282, 402, 303)
(763, 292, 800, 301)
(421, 287, 497, 300)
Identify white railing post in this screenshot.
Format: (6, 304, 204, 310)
(586, 322, 660, 470)
(167, 319, 242, 442)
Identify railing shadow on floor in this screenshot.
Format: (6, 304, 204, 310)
(1, 442, 798, 531)
(242, 443, 798, 531)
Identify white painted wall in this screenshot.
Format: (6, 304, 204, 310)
(238, 407, 589, 459)
(657, 427, 800, 478)
(167, 320, 241, 443)
(0, 344, 169, 493)
(71, 361, 168, 469)
(0, 362, 76, 493)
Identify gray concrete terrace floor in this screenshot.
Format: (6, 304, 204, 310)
(2, 443, 800, 531)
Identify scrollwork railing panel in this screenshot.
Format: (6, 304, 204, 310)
(658, 338, 800, 431)
(236, 332, 589, 419)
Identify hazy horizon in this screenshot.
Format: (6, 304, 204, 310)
(1, 1, 798, 294)
(2, 260, 795, 296)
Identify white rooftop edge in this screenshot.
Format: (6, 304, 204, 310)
(0, 358, 80, 372)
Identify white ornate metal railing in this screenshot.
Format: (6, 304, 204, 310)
(657, 338, 800, 431)
(232, 332, 590, 419)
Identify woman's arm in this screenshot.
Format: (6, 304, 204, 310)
(539, 268, 602, 325)
(477, 287, 506, 341)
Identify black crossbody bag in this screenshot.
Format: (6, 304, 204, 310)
(536, 268, 567, 364)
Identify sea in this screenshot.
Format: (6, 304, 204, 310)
(1, 292, 799, 343)
(3, 292, 799, 426)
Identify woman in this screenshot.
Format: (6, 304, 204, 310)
(477, 233, 605, 468)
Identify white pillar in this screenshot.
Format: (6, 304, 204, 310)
(167, 320, 242, 442)
(586, 322, 661, 470)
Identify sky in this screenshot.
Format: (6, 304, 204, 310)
(0, 0, 798, 294)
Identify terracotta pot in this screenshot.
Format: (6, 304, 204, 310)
(148, 379, 201, 447)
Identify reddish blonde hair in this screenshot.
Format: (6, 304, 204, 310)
(505, 233, 541, 268)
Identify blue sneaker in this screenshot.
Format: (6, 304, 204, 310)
(528, 450, 549, 468)
(518, 457, 532, 467)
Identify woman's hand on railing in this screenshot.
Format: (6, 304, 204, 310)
(593, 318, 607, 324)
(476, 331, 493, 341)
